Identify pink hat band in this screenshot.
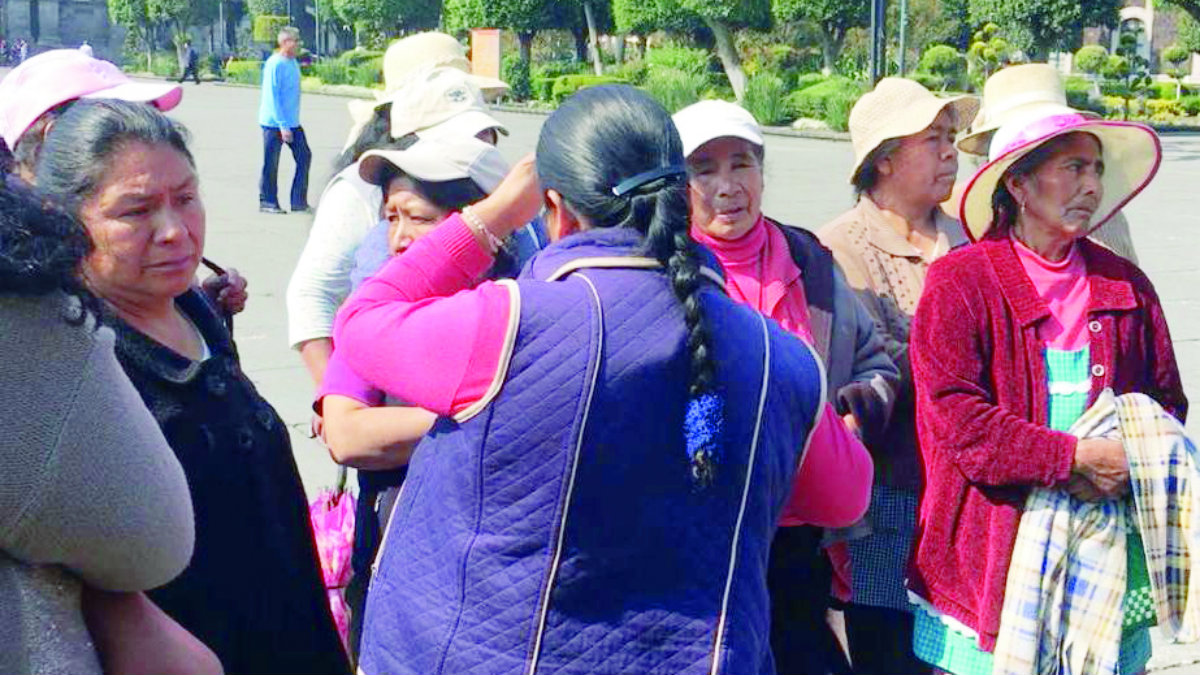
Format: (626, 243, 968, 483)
(989, 112, 1090, 161)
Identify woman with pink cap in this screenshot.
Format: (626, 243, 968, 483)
(909, 104, 1186, 674)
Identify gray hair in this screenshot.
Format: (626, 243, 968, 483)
(278, 27, 299, 44)
(34, 99, 194, 216)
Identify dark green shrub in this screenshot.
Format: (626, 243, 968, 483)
(312, 57, 350, 84)
(786, 76, 865, 131)
(793, 72, 828, 92)
(1180, 95, 1200, 116)
(349, 65, 381, 88)
(225, 60, 263, 85)
(532, 77, 555, 101)
(342, 49, 384, 67)
(643, 67, 706, 113)
(1147, 81, 1178, 100)
(551, 74, 630, 103)
(743, 73, 790, 125)
(919, 45, 965, 86)
(609, 61, 649, 86)
(204, 53, 224, 79)
(646, 46, 711, 77)
(532, 59, 588, 80)
(1064, 76, 1105, 116)
(501, 55, 532, 101)
(911, 71, 947, 91)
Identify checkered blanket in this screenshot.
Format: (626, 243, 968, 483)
(992, 390, 1200, 675)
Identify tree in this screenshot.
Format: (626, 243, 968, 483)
(675, 0, 771, 101)
(330, 0, 438, 45)
(1163, 44, 1191, 98)
(108, 0, 151, 68)
(612, 0, 701, 58)
(967, 0, 1121, 60)
(444, 0, 575, 64)
(1074, 44, 1108, 76)
(965, 22, 1011, 85)
(772, 0, 869, 74)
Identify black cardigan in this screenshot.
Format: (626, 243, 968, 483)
(107, 289, 349, 675)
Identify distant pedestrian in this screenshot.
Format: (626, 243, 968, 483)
(18, 39, 29, 63)
(258, 26, 311, 214)
(177, 39, 200, 85)
(78, 41, 93, 57)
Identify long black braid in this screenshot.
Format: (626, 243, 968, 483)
(537, 85, 720, 484)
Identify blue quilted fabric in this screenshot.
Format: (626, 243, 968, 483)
(359, 228, 824, 675)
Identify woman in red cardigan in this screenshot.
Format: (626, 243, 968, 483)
(908, 109, 1187, 675)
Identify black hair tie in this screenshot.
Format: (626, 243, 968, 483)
(611, 164, 687, 197)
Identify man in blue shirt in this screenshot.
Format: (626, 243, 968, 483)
(258, 27, 311, 214)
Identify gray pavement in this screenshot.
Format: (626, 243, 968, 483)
(27, 77, 1200, 670)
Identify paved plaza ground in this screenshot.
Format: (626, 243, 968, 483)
(11, 73, 1200, 671)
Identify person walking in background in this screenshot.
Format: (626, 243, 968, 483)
(258, 26, 311, 215)
(178, 39, 200, 85)
(78, 41, 93, 58)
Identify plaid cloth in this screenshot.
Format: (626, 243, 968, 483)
(849, 485, 920, 611)
(992, 390, 1200, 675)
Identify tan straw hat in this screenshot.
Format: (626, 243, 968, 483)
(958, 110, 1161, 241)
(382, 32, 508, 98)
(848, 77, 978, 182)
(956, 63, 1100, 157)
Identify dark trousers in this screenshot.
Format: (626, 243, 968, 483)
(259, 125, 311, 210)
(179, 62, 200, 84)
(845, 604, 930, 675)
(768, 525, 852, 675)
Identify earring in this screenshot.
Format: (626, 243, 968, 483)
(1019, 201, 1026, 214)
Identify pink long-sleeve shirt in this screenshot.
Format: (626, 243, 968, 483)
(333, 214, 861, 527)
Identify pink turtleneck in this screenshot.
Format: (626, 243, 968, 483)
(1012, 236, 1091, 350)
(693, 216, 873, 531)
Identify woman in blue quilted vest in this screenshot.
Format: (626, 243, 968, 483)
(334, 85, 832, 674)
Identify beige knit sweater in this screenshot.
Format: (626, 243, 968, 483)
(0, 294, 194, 674)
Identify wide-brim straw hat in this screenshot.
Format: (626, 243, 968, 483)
(382, 31, 508, 98)
(957, 63, 1101, 157)
(848, 77, 979, 182)
(959, 109, 1161, 241)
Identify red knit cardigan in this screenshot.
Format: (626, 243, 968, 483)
(908, 235, 1187, 651)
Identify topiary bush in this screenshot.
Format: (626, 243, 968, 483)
(743, 73, 790, 126)
(646, 46, 711, 77)
(225, 60, 263, 85)
(918, 45, 966, 90)
(1147, 81, 1180, 100)
(643, 67, 706, 113)
(1074, 45, 1108, 76)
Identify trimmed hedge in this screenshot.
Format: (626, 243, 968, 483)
(786, 76, 866, 131)
(226, 60, 263, 85)
(550, 74, 629, 103)
(1181, 95, 1200, 116)
(646, 46, 711, 77)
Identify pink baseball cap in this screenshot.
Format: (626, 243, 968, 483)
(0, 49, 183, 149)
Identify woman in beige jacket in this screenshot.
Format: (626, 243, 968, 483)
(817, 77, 977, 675)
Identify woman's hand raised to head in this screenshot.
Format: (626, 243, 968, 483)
(471, 154, 542, 240)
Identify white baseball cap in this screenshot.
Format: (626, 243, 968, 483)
(672, 100, 765, 158)
(416, 109, 508, 143)
(358, 135, 510, 194)
(388, 66, 492, 140)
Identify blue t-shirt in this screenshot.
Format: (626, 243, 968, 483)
(258, 52, 301, 130)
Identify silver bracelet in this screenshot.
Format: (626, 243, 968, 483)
(462, 205, 504, 254)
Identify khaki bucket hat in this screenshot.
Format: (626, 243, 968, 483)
(956, 63, 1101, 157)
(848, 77, 979, 182)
